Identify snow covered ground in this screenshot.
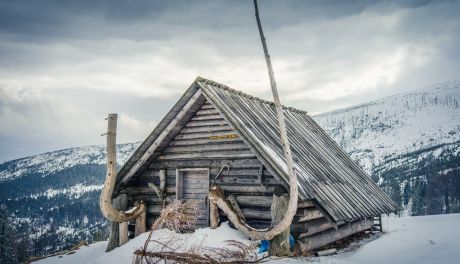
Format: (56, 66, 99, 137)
(36, 214, 460, 264)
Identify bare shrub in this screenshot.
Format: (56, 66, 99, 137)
(134, 200, 267, 263)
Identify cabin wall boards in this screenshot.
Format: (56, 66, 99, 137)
(125, 101, 281, 228)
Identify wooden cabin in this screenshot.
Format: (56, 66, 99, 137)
(111, 77, 398, 252)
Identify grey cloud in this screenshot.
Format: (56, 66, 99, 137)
(0, 0, 459, 161)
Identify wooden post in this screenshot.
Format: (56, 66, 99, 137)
(253, 0, 298, 240)
(210, 201, 219, 229)
(105, 195, 121, 252)
(118, 193, 128, 246)
(135, 204, 147, 237)
(100, 113, 145, 223)
(269, 186, 291, 256)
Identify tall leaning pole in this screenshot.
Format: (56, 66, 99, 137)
(253, 0, 298, 256)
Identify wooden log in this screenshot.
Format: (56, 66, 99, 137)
(119, 222, 129, 246)
(298, 209, 323, 222)
(298, 219, 335, 238)
(299, 219, 373, 252)
(241, 208, 272, 220)
(269, 188, 291, 257)
(210, 202, 219, 229)
(297, 200, 315, 209)
(227, 195, 246, 222)
(118, 194, 129, 246)
(253, 0, 299, 246)
(235, 195, 273, 207)
(135, 209, 147, 237)
(158, 150, 254, 160)
(100, 114, 145, 223)
(105, 195, 121, 252)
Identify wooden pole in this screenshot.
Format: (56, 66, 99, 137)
(135, 205, 147, 237)
(210, 202, 219, 229)
(269, 186, 291, 256)
(252, 0, 298, 243)
(105, 196, 121, 252)
(118, 193, 129, 246)
(99, 114, 145, 223)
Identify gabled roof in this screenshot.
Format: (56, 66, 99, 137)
(116, 77, 398, 222)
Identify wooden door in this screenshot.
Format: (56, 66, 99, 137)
(176, 168, 210, 227)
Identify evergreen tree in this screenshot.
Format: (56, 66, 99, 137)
(411, 178, 427, 216)
(0, 205, 17, 264)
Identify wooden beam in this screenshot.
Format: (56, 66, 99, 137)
(118, 194, 128, 246)
(299, 219, 373, 252)
(298, 209, 323, 222)
(134, 209, 147, 237)
(269, 190, 291, 256)
(227, 195, 246, 222)
(210, 202, 219, 229)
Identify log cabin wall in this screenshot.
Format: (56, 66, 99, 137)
(124, 100, 282, 228)
(122, 99, 370, 247)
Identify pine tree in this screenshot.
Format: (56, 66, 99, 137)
(0, 205, 17, 264)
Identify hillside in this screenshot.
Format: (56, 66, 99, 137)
(0, 80, 459, 258)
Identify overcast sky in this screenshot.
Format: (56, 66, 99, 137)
(0, 0, 459, 162)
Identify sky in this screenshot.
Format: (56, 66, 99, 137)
(0, 0, 459, 162)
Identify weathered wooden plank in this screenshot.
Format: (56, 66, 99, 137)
(185, 119, 228, 127)
(170, 138, 243, 146)
(179, 125, 233, 134)
(162, 142, 249, 154)
(241, 208, 272, 220)
(220, 185, 275, 194)
(148, 158, 262, 169)
(235, 195, 273, 207)
(298, 209, 323, 222)
(135, 209, 147, 237)
(143, 167, 274, 178)
(174, 131, 240, 140)
(176, 169, 183, 200)
(158, 150, 255, 160)
(227, 194, 246, 221)
(190, 114, 223, 121)
(195, 109, 220, 116)
(299, 219, 373, 251)
(297, 200, 315, 208)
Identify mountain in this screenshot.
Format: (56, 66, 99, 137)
(0, 80, 459, 259)
(314, 80, 460, 216)
(0, 143, 140, 258)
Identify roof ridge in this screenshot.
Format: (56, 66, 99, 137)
(195, 76, 309, 115)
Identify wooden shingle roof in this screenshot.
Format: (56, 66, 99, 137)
(116, 77, 398, 222)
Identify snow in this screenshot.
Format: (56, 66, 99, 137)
(36, 214, 460, 264)
(0, 143, 140, 182)
(314, 80, 460, 176)
(29, 183, 104, 199)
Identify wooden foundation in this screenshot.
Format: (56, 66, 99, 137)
(299, 219, 373, 252)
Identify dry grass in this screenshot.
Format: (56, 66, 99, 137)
(133, 200, 268, 264)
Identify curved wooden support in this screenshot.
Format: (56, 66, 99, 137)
(100, 114, 146, 223)
(209, 185, 296, 241)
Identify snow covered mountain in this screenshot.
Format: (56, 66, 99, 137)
(0, 80, 459, 258)
(314, 80, 460, 216)
(0, 143, 140, 257)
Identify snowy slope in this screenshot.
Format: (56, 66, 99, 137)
(36, 214, 460, 264)
(0, 143, 140, 182)
(314, 80, 460, 174)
